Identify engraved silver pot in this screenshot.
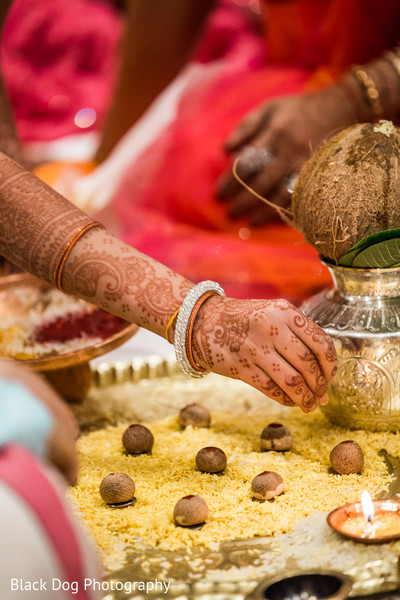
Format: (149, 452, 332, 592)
(301, 264, 400, 432)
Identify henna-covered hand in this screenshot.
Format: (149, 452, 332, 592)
(192, 296, 337, 413)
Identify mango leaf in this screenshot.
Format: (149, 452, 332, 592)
(352, 237, 400, 268)
(338, 228, 400, 267)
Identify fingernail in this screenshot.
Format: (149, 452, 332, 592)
(319, 394, 329, 406)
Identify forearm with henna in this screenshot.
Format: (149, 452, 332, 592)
(0, 154, 337, 408)
(0, 152, 192, 336)
(0, 153, 93, 282)
(63, 231, 192, 337)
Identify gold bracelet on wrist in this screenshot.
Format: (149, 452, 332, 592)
(165, 306, 181, 342)
(351, 66, 383, 120)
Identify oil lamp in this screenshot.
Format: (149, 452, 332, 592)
(327, 491, 400, 543)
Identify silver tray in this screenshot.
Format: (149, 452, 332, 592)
(71, 357, 400, 599)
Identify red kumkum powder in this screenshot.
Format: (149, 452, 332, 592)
(34, 309, 128, 343)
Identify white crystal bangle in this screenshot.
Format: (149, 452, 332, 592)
(174, 280, 225, 378)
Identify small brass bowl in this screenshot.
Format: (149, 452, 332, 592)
(246, 569, 352, 600)
(327, 499, 400, 544)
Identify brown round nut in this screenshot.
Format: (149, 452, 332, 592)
(178, 403, 211, 428)
(173, 495, 209, 527)
(122, 424, 154, 454)
(330, 440, 364, 475)
(251, 471, 284, 501)
(99, 473, 136, 504)
(260, 422, 293, 452)
(196, 447, 227, 473)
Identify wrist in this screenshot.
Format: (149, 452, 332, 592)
(369, 57, 400, 119)
(337, 72, 372, 122)
(172, 281, 225, 378)
(191, 294, 225, 370)
(339, 54, 400, 123)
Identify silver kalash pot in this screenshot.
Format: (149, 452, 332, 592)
(301, 264, 400, 432)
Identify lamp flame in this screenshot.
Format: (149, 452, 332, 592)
(361, 490, 375, 522)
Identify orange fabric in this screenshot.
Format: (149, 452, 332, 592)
(34, 161, 97, 188)
(264, 0, 400, 76)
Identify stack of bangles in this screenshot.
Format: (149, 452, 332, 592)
(53, 221, 103, 290)
(351, 65, 383, 120)
(165, 281, 226, 378)
(341, 48, 400, 122)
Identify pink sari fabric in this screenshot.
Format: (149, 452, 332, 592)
(1, 0, 122, 142)
(1, 0, 262, 143)
(112, 0, 400, 301)
(0, 444, 102, 599)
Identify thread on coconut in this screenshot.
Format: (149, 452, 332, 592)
(232, 157, 297, 230)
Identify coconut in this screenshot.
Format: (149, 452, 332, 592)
(292, 121, 400, 263)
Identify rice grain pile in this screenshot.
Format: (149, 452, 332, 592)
(72, 405, 396, 564)
(0, 284, 101, 358)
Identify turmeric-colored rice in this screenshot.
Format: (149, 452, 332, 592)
(72, 406, 396, 561)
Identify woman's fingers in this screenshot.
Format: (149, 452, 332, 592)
(249, 188, 291, 226)
(254, 352, 317, 413)
(274, 334, 328, 402)
(289, 309, 338, 382)
(252, 368, 297, 408)
(227, 178, 291, 224)
(241, 304, 335, 410)
(224, 102, 272, 151)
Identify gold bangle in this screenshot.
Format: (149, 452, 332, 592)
(352, 66, 383, 120)
(165, 306, 181, 342)
(54, 221, 103, 290)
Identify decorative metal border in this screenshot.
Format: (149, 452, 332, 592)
(91, 355, 181, 388)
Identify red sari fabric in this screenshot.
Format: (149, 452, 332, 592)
(112, 0, 400, 301)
